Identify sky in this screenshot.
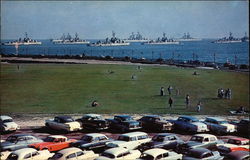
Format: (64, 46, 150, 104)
(1, 1, 249, 39)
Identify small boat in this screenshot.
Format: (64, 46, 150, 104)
(52, 33, 90, 44)
(142, 33, 179, 45)
(88, 31, 130, 47)
(2, 32, 42, 45)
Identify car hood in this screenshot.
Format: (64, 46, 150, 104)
(95, 156, 112, 160)
(183, 141, 202, 148)
(31, 142, 55, 148)
(3, 122, 18, 128)
(191, 122, 207, 127)
(106, 141, 126, 148)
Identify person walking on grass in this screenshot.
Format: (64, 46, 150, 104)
(185, 94, 190, 108)
(167, 85, 173, 95)
(160, 87, 165, 96)
(168, 97, 173, 109)
(196, 101, 201, 112)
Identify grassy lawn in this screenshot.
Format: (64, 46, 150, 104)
(0, 63, 249, 115)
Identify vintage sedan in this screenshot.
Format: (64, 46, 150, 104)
(138, 115, 173, 132)
(138, 148, 183, 160)
(106, 131, 151, 150)
(76, 114, 109, 130)
(0, 151, 11, 160)
(107, 115, 141, 132)
(0, 134, 43, 151)
(6, 148, 54, 160)
(217, 138, 249, 155)
(204, 117, 236, 134)
(236, 118, 249, 135)
(183, 148, 223, 160)
(71, 133, 111, 152)
(96, 147, 141, 160)
(171, 116, 209, 133)
(177, 134, 222, 154)
(223, 151, 250, 160)
(50, 147, 98, 160)
(0, 115, 19, 132)
(139, 133, 184, 151)
(45, 116, 82, 132)
(29, 135, 77, 152)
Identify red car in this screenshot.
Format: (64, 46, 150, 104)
(29, 135, 77, 152)
(217, 137, 249, 155)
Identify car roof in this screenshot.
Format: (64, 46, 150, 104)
(48, 135, 67, 139)
(104, 147, 128, 156)
(121, 131, 148, 137)
(155, 133, 176, 137)
(10, 134, 32, 137)
(12, 148, 37, 155)
(143, 115, 161, 118)
(58, 147, 82, 154)
(0, 115, 12, 120)
(83, 114, 101, 117)
(190, 148, 210, 153)
(179, 115, 198, 120)
(193, 134, 216, 138)
(206, 117, 225, 121)
(115, 115, 131, 118)
(55, 115, 73, 119)
(85, 133, 106, 138)
(143, 148, 168, 157)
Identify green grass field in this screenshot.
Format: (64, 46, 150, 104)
(0, 63, 249, 115)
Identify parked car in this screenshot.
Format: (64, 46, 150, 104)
(223, 151, 250, 160)
(139, 133, 184, 151)
(217, 138, 249, 155)
(45, 116, 82, 132)
(236, 118, 249, 135)
(183, 148, 223, 160)
(177, 134, 222, 154)
(29, 135, 77, 152)
(76, 114, 109, 130)
(138, 148, 183, 160)
(106, 131, 151, 150)
(0, 115, 19, 132)
(71, 133, 111, 152)
(138, 115, 173, 132)
(49, 147, 98, 160)
(96, 147, 141, 160)
(204, 117, 236, 134)
(107, 115, 141, 132)
(0, 134, 43, 151)
(6, 148, 54, 160)
(171, 116, 209, 133)
(0, 151, 11, 160)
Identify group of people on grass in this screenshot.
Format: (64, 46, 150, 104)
(217, 88, 232, 99)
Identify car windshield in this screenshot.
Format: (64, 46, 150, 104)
(44, 137, 56, 142)
(121, 116, 133, 121)
(52, 153, 63, 159)
(62, 118, 74, 123)
(118, 136, 130, 141)
(93, 116, 103, 120)
(101, 153, 115, 158)
(218, 121, 228, 124)
(6, 136, 18, 143)
(140, 154, 154, 160)
(152, 135, 165, 142)
(3, 119, 13, 123)
(7, 153, 18, 160)
(228, 139, 241, 145)
(81, 136, 93, 142)
(190, 136, 203, 142)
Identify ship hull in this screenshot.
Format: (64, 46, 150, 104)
(54, 41, 90, 44)
(143, 41, 179, 45)
(177, 38, 202, 41)
(88, 42, 130, 46)
(3, 42, 42, 45)
(124, 39, 150, 43)
(212, 40, 242, 43)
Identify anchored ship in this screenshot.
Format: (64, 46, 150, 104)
(2, 32, 42, 46)
(241, 32, 249, 42)
(88, 31, 130, 46)
(52, 33, 90, 44)
(177, 32, 202, 41)
(142, 33, 179, 45)
(212, 32, 242, 43)
(123, 32, 150, 42)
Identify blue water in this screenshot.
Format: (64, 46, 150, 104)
(1, 39, 249, 64)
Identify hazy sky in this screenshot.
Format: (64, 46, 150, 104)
(1, 1, 249, 39)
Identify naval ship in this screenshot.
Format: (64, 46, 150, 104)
(123, 32, 150, 42)
(88, 31, 130, 46)
(2, 32, 42, 46)
(52, 33, 90, 44)
(142, 33, 179, 45)
(212, 32, 242, 43)
(241, 32, 249, 42)
(177, 32, 202, 41)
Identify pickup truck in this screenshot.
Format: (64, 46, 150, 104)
(177, 134, 223, 154)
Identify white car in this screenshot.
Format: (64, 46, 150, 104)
(6, 148, 54, 160)
(204, 117, 236, 134)
(45, 116, 82, 132)
(0, 151, 11, 160)
(50, 147, 99, 160)
(0, 115, 19, 132)
(96, 147, 141, 160)
(138, 148, 183, 160)
(106, 131, 151, 150)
